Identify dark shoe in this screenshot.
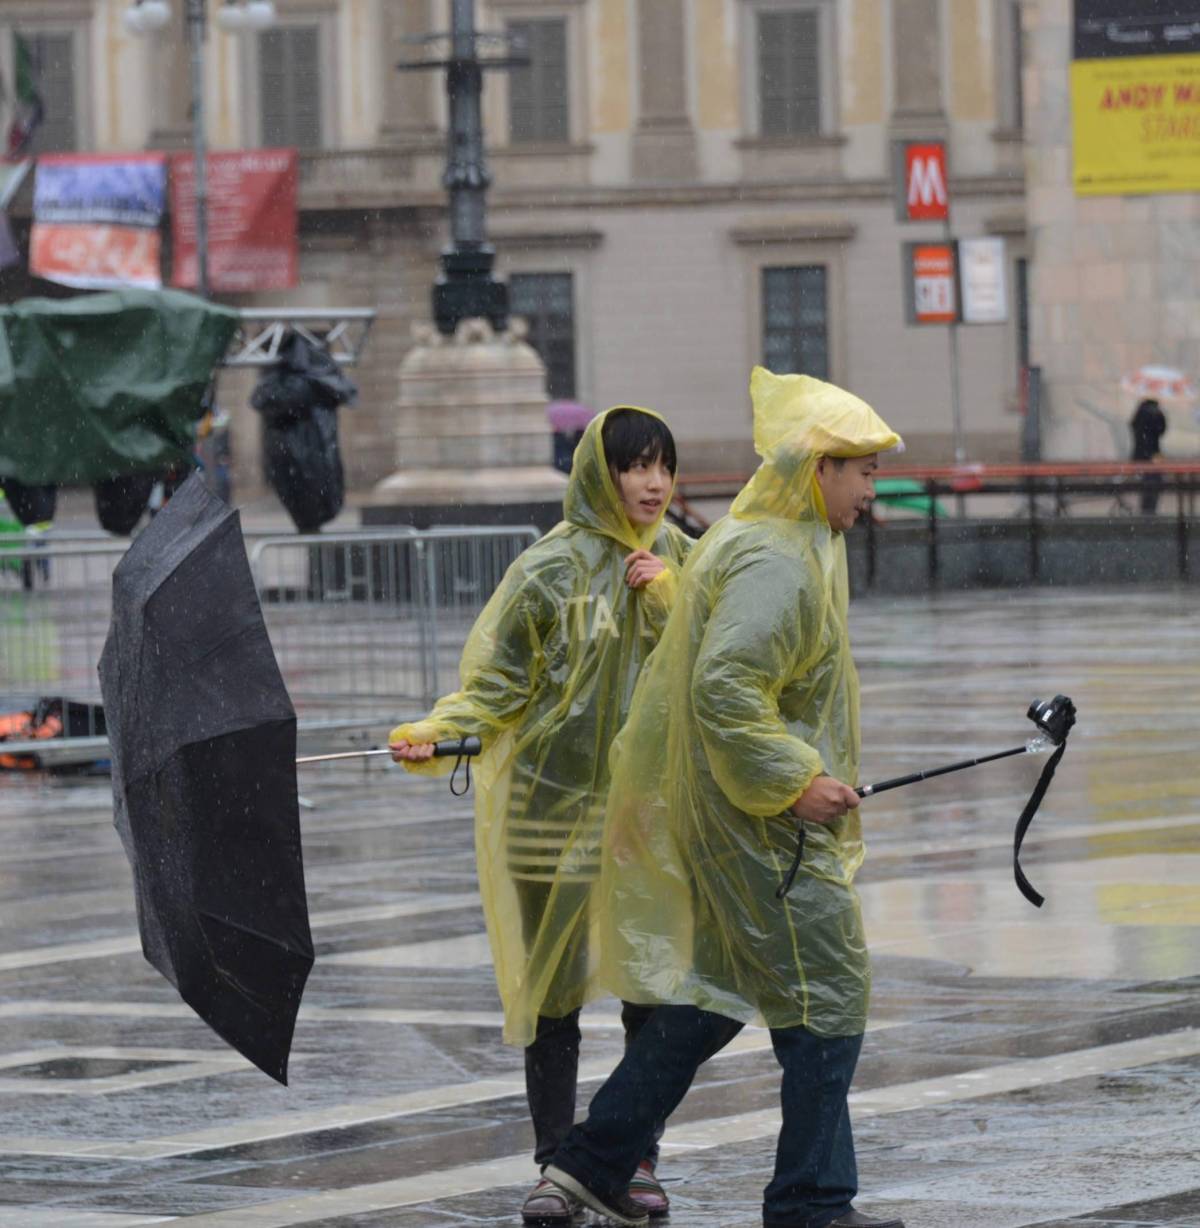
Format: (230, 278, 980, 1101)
(764, 1208, 906, 1228)
(627, 1159, 670, 1218)
(521, 1175, 583, 1225)
(543, 1164, 649, 1228)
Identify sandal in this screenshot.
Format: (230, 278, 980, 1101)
(522, 1175, 583, 1225)
(627, 1159, 670, 1218)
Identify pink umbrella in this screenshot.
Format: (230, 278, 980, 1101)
(546, 400, 595, 432)
(1120, 365, 1197, 402)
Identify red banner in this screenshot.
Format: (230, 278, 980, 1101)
(170, 148, 298, 292)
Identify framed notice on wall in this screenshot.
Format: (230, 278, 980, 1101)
(959, 237, 1008, 324)
(1071, 1, 1200, 195)
(904, 242, 958, 325)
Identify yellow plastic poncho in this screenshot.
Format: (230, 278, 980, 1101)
(390, 407, 692, 1045)
(597, 368, 901, 1037)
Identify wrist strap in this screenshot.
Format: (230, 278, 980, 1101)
(1012, 738, 1067, 908)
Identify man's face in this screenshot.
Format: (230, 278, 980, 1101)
(613, 452, 673, 527)
(815, 453, 879, 533)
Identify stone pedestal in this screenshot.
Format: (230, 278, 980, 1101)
(365, 318, 567, 533)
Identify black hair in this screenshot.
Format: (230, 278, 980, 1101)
(601, 407, 677, 476)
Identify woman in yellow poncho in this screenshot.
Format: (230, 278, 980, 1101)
(541, 370, 906, 1228)
(389, 407, 691, 1224)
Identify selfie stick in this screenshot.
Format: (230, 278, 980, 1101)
(856, 741, 1043, 798)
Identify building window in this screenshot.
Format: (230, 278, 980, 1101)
(996, 0, 1024, 131)
(510, 272, 576, 400)
(757, 9, 820, 137)
(16, 31, 77, 153)
(763, 265, 828, 379)
(259, 25, 322, 149)
(507, 18, 568, 144)
(1009, 1, 1024, 130)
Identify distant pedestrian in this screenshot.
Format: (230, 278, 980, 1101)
(1130, 397, 1167, 514)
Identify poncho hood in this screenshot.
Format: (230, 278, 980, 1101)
(563, 405, 674, 553)
(731, 367, 901, 523)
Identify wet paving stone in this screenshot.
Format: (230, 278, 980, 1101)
(2, 588, 1200, 1225)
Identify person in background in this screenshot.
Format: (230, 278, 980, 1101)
(1130, 397, 1167, 514)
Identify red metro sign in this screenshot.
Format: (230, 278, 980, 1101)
(904, 142, 949, 221)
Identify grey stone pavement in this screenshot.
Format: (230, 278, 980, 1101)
(1, 585, 1199, 1227)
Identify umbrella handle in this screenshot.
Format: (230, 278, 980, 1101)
(435, 735, 483, 759)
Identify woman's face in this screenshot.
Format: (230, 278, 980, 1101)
(613, 453, 673, 526)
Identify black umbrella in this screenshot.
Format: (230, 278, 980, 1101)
(99, 473, 313, 1084)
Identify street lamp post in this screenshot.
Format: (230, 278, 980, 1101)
(398, 0, 527, 335)
(124, 0, 275, 298)
(186, 0, 209, 297)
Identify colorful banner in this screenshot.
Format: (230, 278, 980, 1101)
(30, 153, 165, 288)
(1072, 3, 1200, 195)
(170, 148, 298, 292)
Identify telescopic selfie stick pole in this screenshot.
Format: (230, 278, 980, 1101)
(776, 697, 1077, 906)
(855, 741, 1042, 798)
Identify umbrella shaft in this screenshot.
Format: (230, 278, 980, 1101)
(295, 748, 392, 764)
(296, 736, 482, 766)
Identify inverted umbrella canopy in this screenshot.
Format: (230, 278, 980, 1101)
(99, 473, 313, 1084)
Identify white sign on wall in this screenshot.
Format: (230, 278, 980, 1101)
(959, 237, 1008, 324)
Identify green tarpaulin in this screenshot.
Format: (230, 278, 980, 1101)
(0, 289, 238, 486)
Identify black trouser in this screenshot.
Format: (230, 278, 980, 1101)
(525, 999, 660, 1168)
(516, 877, 662, 1168)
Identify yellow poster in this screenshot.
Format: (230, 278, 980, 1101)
(1071, 54, 1200, 195)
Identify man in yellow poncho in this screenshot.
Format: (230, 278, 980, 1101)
(390, 407, 692, 1224)
(542, 369, 906, 1228)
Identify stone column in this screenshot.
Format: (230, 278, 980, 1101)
(379, 0, 439, 145)
(889, 0, 947, 140)
(631, 0, 698, 182)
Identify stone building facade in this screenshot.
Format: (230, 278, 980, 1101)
(8, 0, 1148, 495)
(1022, 1, 1200, 461)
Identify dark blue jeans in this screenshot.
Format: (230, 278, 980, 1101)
(550, 1004, 863, 1227)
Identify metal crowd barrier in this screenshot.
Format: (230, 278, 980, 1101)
(0, 525, 538, 766)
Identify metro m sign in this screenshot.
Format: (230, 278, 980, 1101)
(903, 142, 949, 221)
